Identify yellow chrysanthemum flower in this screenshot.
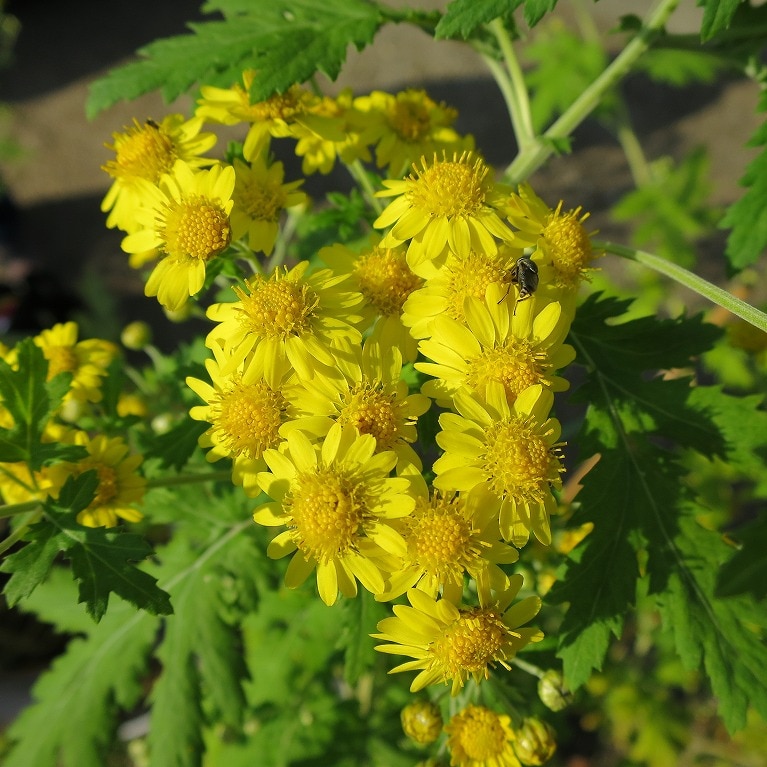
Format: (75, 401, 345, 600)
(0, 462, 54, 506)
(416, 283, 575, 408)
(401, 245, 522, 337)
(354, 89, 472, 178)
(47, 432, 146, 528)
(186, 342, 300, 496)
(374, 151, 514, 272)
(230, 150, 306, 256)
(432, 383, 564, 547)
(320, 235, 423, 362)
(121, 160, 235, 310)
(101, 114, 216, 233)
(281, 339, 430, 473)
(379, 470, 518, 604)
(205, 261, 365, 387)
(445, 705, 521, 767)
(33, 322, 117, 406)
(373, 575, 542, 694)
(253, 424, 415, 606)
(504, 183, 600, 294)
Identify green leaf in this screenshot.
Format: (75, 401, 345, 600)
(436, 0, 521, 40)
(0, 339, 70, 468)
(144, 415, 208, 471)
(523, 0, 558, 27)
(340, 590, 388, 685)
(698, 0, 741, 41)
(86, 0, 384, 119)
(716, 515, 767, 600)
(636, 47, 721, 86)
(0, 518, 62, 605)
(657, 516, 767, 732)
(722, 100, 767, 270)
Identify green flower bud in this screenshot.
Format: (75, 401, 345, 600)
(537, 670, 572, 712)
(401, 700, 442, 745)
(121, 321, 152, 351)
(513, 718, 557, 766)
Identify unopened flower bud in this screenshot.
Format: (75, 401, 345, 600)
(537, 670, 572, 712)
(513, 718, 557, 766)
(401, 700, 442, 745)
(121, 321, 152, 351)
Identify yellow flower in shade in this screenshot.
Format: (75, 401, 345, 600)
(373, 575, 542, 694)
(121, 160, 235, 311)
(320, 235, 423, 362)
(504, 183, 600, 294)
(186, 342, 299, 496)
(205, 261, 365, 387)
(354, 89, 472, 178)
(401, 245, 521, 338)
(293, 89, 375, 176)
(0, 462, 54, 506)
(445, 705, 521, 767)
(281, 339, 431, 473)
(374, 152, 514, 272)
(432, 383, 564, 547)
(47, 432, 146, 528)
(378, 470, 518, 604)
(101, 115, 216, 233)
(230, 150, 306, 256)
(253, 424, 415, 606)
(416, 283, 575, 409)
(33, 322, 117, 406)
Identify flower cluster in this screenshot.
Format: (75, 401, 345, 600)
(97, 75, 600, 765)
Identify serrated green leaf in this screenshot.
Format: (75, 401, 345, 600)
(657, 516, 767, 732)
(637, 47, 721, 86)
(3, 600, 159, 767)
(1, 519, 62, 605)
(436, 0, 521, 40)
(523, 0, 558, 27)
(144, 415, 208, 471)
(716, 515, 767, 600)
(340, 590, 387, 685)
(699, 0, 741, 41)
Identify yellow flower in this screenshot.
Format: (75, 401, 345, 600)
(281, 339, 430, 473)
(320, 235, 423, 362)
(0, 462, 54, 506)
(355, 89, 472, 178)
(504, 183, 600, 294)
(374, 151, 514, 271)
(401, 245, 522, 337)
(205, 261, 365, 387)
(101, 115, 216, 233)
(416, 283, 575, 408)
(230, 150, 306, 256)
(186, 342, 300, 496)
(379, 470, 518, 604)
(432, 383, 564, 547)
(445, 705, 521, 767)
(47, 432, 146, 528)
(121, 160, 235, 311)
(33, 322, 117, 406)
(253, 424, 415, 606)
(373, 575, 542, 694)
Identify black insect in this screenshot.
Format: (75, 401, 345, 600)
(499, 255, 539, 312)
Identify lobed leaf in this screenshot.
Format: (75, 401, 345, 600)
(436, 0, 521, 40)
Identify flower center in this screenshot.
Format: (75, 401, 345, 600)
(465, 343, 547, 403)
(252, 87, 304, 122)
(162, 195, 231, 261)
(106, 120, 176, 182)
(444, 251, 509, 321)
(235, 175, 286, 222)
(455, 708, 509, 761)
(337, 384, 400, 449)
(543, 205, 594, 286)
(287, 469, 365, 562)
(431, 607, 509, 678)
(407, 495, 477, 573)
(235, 273, 317, 339)
(79, 462, 119, 508)
(408, 152, 489, 219)
(389, 91, 446, 142)
(482, 417, 560, 500)
(44, 346, 78, 379)
(354, 246, 422, 316)
(214, 379, 286, 459)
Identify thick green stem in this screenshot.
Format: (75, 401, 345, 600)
(504, 0, 680, 184)
(598, 240, 767, 332)
(0, 499, 41, 519)
(347, 159, 383, 215)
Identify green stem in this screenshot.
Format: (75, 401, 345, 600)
(512, 656, 545, 678)
(347, 159, 383, 216)
(0, 499, 42, 519)
(504, 0, 680, 184)
(598, 240, 767, 332)
(486, 19, 536, 150)
(146, 470, 233, 490)
(0, 510, 42, 556)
